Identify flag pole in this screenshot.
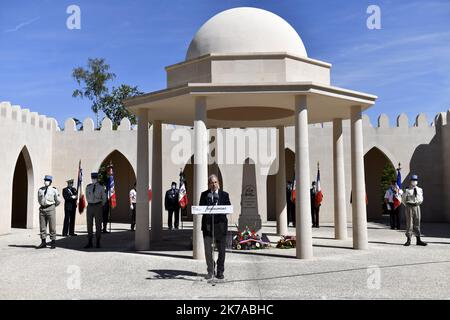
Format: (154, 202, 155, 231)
(179, 168, 183, 230)
(109, 161, 113, 234)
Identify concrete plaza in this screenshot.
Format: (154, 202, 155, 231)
(0, 219, 449, 300)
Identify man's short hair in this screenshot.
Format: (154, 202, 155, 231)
(208, 174, 219, 183)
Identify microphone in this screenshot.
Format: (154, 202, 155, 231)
(208, 192, 214, 206)
(213, 192, 219, 205)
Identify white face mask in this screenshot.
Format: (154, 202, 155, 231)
(44, 181, 51, 187)
(92, 179, 98, 184)
(411, 181, 418, 187)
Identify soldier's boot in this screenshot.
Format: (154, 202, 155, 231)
(50, 240, 56, 249)
(416, 236, 427, 246)
(404, 236, 411, 246)
(84, 237, 93, 249)
(96, 238, 101, 248)
(36, 239, 47, 249)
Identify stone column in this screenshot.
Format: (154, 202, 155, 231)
(135, 109, 150, 250)
(294, 95, 313, 259)
(351, 105, 368, 249)
(333, 119, 348, 240)
(276, 126, 288, 235)
(150, 120, 162, 243)
(193, 97, 208, 260)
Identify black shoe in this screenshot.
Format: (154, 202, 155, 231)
(416, 236, 427, 246)
(404, 237, 411, 246)
(62, 234, 68, 237)
(205, 273, 213, 280)
(216, 273, 224, 280)
(84, 241, 93, 249)
(69, 233, 77, 236)
(102, 230, 109, 234)
(50, 240, 56, 249)
(96, 239, 101, 248)
(36, 239, 47, 249)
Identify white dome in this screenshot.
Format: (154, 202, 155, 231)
(186, 7, 308, 60)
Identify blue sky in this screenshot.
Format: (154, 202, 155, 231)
(1, 0, 449, 127)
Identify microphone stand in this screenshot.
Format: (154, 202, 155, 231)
(207, 193, 218, 286)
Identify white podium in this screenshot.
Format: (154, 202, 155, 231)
(191, 205, 233, 215)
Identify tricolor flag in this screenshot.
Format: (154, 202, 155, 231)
(107, 165, 117, 209)
(315, 165, 324, 207)
(178, 171, 188, 209)
(76, 160, 86, 213)
(393, 165, 402, 210)
(291, 179, 296, 203)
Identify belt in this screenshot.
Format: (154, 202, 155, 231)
(406, 203, 419, 207)
(40, 204, 55, 209)
(89, 202, 102, 205)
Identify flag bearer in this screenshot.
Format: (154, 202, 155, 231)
(402, 175, 427, 247)
(84, 172, 106, 249)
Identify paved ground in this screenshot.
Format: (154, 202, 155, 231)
(0, 219, 449, 300)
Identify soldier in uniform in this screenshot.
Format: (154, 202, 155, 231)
(84, 172, 107, 249)
(62, 179, 78, 236)
(310, 181, 320, 228)
(164, 182, 180, 230)
(402, 175, 427, 247)
(129, 183, 137, 231)
(36, 175, 61, 249)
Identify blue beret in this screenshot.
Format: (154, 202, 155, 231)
(44, 175, 53, 181)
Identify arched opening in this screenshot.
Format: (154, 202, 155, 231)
(99, 150, 136, 223)
(181, 155, 223, 222)
(266, 148, 295, 221)
(11, 147, 34, 229)
(364, 147, 396, 221)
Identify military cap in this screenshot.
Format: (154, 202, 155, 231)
(44, 175, 53, 181)
(91, 172, 99, 179)
(411, 175, 419, 181)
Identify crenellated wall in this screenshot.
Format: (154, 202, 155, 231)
(0, 102, 57, 234)
(1, 100, 449, 235)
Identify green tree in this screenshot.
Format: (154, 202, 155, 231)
(72, 58, 116, 129)
(99, 84, 143, 129)
(380, 162, 396, 211)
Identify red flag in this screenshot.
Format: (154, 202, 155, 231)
(76, 160, 86, 214)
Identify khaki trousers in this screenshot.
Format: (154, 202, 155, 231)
(87, 203, 103, 240)
(39, 205, 56, 240)
(405, 205, 421, 238)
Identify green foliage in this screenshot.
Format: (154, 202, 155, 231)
(72, 58, 116, 128)
(99, 84, 143, 129)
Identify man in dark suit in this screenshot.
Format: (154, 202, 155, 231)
(310, 181, 320, 228)
(62, 179, 78, 236)
(165, 182, 180, 230)
(200, 174, 231, 280)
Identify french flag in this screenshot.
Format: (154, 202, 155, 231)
(107, 165, 117, 209)
(315, 166, 323, 207)
(291, 179, 296, 203)
(76, 160, 86, 213)
(178, 172, 188, 209)
(393, 167, 402, 210)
